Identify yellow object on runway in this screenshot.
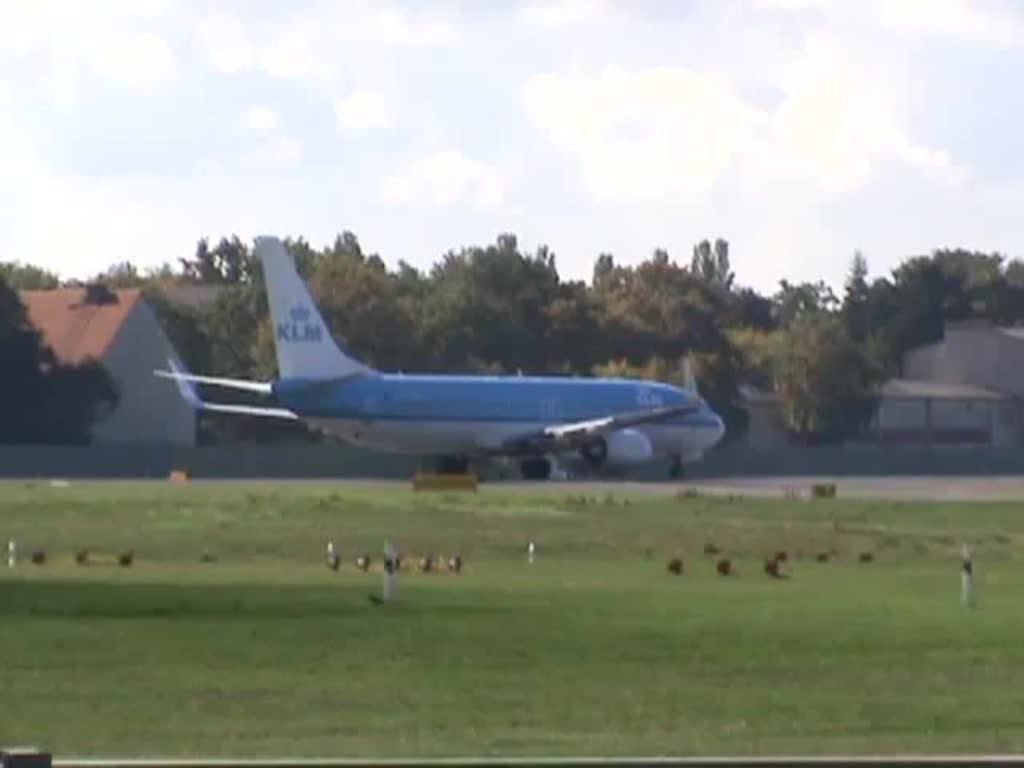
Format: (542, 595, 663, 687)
(412, 472, 478, 491)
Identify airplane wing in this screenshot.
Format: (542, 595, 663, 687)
(500, 403, 699, 455)
(156, 359, 299, 420)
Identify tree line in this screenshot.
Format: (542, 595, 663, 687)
(2, 233, 1023, 444)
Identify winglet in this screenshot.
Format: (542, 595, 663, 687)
(683, 356, 698, 394)
(165, 357, 203, 409)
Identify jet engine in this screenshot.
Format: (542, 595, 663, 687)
(580, 428, 653, 467)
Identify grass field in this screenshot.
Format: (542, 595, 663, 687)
(3, 480, 1024, 757)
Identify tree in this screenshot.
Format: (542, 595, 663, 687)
(729, 287, 776, 331)
(841, 251, 870, 342)
(423, 234, 561, 373)
(180, 236, 256, 284)
(0, 262, 60, 290)
(691, 238, 734, 292)
(591, 248, 743, 430)
(773, 313, 880, 442)
(308, 236, 423, 371)
(773, 279, 838, 327)
(0, 277, 118, 444)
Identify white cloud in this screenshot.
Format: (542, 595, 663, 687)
(525, 39, 961, 202)
(196, 13, 317, 79)
(88, 33, 175, 88)
(876, 0, 1020, 46)
(365, 7, 460, 48)
(770, 38, 961, 191)
(521, 0, 613, 27)
(380, 151, 505, 208)
(196, 5, 460, 83)
(754, 0, 1021, 47)
(260, 36, 315, 79)
(197, 13, 255, 74)
(523, 66, 765, 203)
(243, 106, 279, 135)
(335, 91, 392, 131)
(239, 137, 303, 169)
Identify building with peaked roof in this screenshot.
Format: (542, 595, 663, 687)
(737, 319, 1024, 449)
(904, 320, 1024, 398)
(738, 377, 1016, 448)
(19, 285, 195, 445)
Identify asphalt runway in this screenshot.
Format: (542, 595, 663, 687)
(10, 475, 1024, 501)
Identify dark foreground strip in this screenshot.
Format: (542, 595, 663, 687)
(46, 758, 1024, 768)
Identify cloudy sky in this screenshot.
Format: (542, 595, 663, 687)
(1, 0, 1021, 292)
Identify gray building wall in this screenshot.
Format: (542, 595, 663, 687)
(90, 300, 196, 445)
(905, 324, 1024, 396)
(739, 400, 789, 449)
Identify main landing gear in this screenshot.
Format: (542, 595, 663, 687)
(436, 455, 470, 474)
(519, 457, 552, 481)
(669, 456, 685, 480)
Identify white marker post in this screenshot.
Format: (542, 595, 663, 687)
(528, 540, 535, 564)
(961, 544, 975, 608)
(7, 540, 15, 569)
(326, 540, 339, 570)
(383, 540, 397, 602)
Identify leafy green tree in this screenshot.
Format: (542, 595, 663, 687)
(691, 238, 734, 292)
(0, 277, 118, 444)
(180, 236, 256, 284)
(773, 280, 839, 327)
(773, 313, 880, 442)
(307, 235, 422, 371)
(841, 251, 870, 343)
(0, 262, 60, 290)
(423, 234, 560, 373)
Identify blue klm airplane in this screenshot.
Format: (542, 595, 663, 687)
(156, 236, 725, 480)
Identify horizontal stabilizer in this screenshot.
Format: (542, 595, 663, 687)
(154, 369, 273, 395)
(188, 402, 299, 420)
(156, 359, 298, 421)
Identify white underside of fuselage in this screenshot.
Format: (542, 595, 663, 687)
(306, 417, 720, 464)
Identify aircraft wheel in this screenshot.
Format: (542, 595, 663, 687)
(520, 458, 552, 481)
(436, 455, 469, 474)
(669, 456, 685, 479)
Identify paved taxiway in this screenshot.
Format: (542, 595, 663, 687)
(23, 475, 1024, 501)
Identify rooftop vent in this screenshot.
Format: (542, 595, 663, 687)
(82, 283, 119, 306)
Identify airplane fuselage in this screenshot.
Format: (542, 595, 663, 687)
(157, 236, 728, 479)
(273, 373, 725, 463)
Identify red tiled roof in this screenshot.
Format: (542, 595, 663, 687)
(19, 288, 141, 364)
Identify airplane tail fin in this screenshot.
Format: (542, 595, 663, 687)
(255, 236, 373, 381)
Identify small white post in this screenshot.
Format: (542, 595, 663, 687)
(961, 544, 975, 608)
(383, 540, 397, 602)
(326, 540, 339, 570)
(7, 539, 15, 568)
(528, 540, 535, 564)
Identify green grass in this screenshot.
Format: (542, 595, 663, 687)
(2, 481, 1024, 756)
